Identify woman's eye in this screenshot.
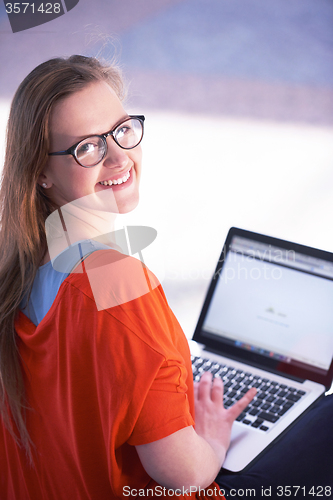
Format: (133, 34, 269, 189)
(117, 126, 132, 138)
(79, 142, 97, 154)
(76, 139, 102, 159)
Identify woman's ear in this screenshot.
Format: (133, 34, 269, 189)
(37, 172, 52, 189)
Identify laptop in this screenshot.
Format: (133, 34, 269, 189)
(191, 227, 333, 472)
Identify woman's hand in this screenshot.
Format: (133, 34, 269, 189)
(136, 371, 257, 490)
(194, 371, 257, 464)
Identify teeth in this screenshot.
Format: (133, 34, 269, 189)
(99, 170, 131, 186)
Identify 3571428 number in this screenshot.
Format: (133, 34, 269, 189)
(277, 486, 332, 497)
(5, 3, 61, 14)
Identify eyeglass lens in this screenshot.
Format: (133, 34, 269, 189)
(75, 117, 143, 167)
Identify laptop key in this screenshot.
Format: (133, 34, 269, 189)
(257, 411, 280, 423)
(243, 379, 252, 386)
(286, 393, 301, 403)
(236, 412, 247, 422)
(249, 408, 260, 416)
(278, 407, 290, 416)
(251, 418, 264, 428)
(260, 403, 271, 411)
(282, 401, 294, 410)
(257, 392, 267, 400)
(194, 360, 204, 369)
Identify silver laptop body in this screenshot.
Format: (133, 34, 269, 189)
(191, 227, 333, 472)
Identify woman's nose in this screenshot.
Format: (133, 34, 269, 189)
(103, 137, 129, 168)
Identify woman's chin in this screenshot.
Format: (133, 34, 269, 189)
(116, 194, 140, 214)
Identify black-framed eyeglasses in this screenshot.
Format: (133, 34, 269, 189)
(48, 115, 145, 168)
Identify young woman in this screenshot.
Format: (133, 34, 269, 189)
(0, 55, 332, 500)
(0, 55, 256, 499)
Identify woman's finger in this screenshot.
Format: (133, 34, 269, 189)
(210, 375, 224, 404)
(193, 381, 199, 401)
(197, 371, 213, 400)
(227, 387, 257, 421)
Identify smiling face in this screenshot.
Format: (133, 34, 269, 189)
(39, 80, 142, 214)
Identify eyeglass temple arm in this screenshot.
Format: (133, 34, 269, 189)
(49, 150, 71, 156)
(131, 115, 145, 123)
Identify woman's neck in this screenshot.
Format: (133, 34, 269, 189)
(44, 202, 117, 266)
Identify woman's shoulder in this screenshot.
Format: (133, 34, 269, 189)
(65, 247, 161, 311)
(61, 248, 187, 357)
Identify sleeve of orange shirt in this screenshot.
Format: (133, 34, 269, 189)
(127, 360, 195, 445)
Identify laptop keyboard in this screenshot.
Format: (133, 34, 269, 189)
(191, 355, 307, 432)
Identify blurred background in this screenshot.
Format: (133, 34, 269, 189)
(0, 0, 332, 337)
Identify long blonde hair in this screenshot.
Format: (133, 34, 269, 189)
(0, 55, 124, 456)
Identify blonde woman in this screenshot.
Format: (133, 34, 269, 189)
(0, 56, 331, 500)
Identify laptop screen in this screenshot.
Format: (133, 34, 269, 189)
(193, 228, 333, 388)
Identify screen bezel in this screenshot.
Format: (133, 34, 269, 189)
(193, 227, 333, 390)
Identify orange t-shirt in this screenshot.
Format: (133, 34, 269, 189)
(0, 250, 225, 500)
